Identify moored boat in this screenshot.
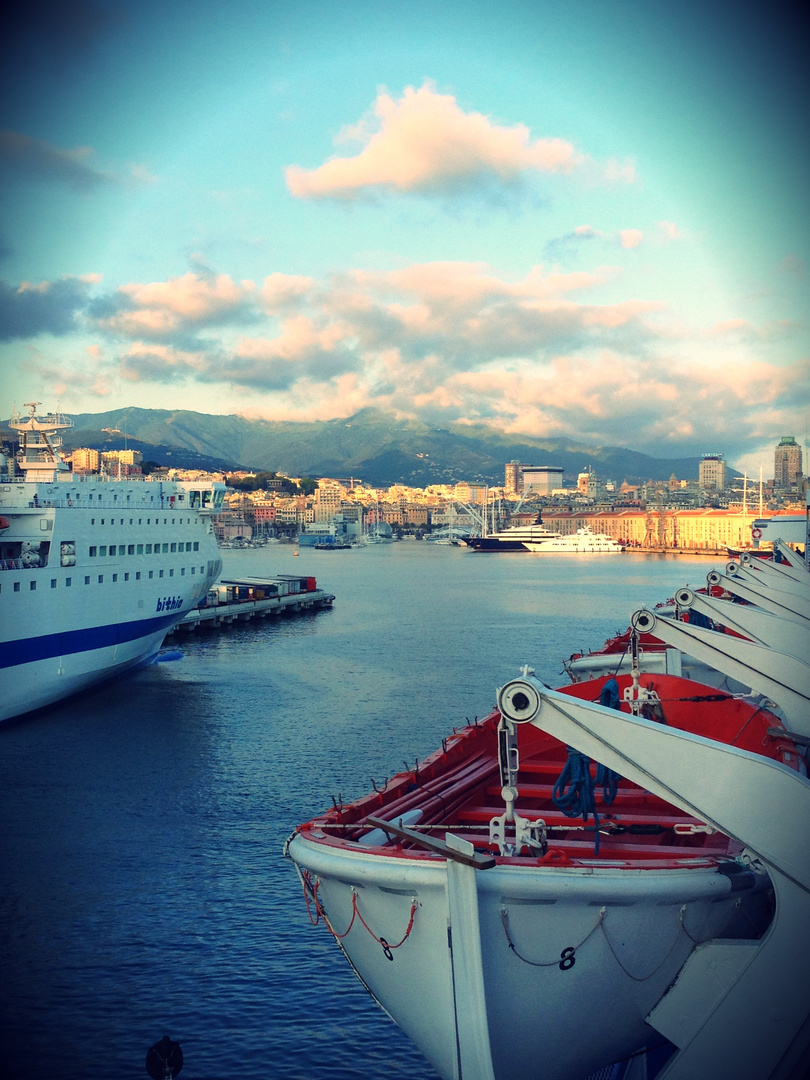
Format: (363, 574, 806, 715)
(464, 519, 561, 552)
(286, 548, 810, 1079)
(523, 525, 625, 553)
(0, 403, 225, 723)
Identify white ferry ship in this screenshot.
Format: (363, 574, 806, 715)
(0, 403, 225, 724)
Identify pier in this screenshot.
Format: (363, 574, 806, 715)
(168, 575, 334, 634)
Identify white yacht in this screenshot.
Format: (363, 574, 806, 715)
(522, 525, 625, 553)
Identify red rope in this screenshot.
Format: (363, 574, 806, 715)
(302, 871, 417, 948)
(352, 894, 418, 949)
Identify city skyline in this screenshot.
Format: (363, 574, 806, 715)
(2, 1, 808, 481)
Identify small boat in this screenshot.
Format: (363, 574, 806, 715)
(286, 544, 810, 1079)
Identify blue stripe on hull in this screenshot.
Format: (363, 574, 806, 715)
(0, 611, 188, 669)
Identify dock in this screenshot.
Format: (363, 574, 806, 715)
(168, 575, 335, 634)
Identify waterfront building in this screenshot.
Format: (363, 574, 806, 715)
(541, 507, 764, 551)
(774, 436, 803, 490)
(699, 453, 727, 493)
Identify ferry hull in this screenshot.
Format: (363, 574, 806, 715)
(1, 622, 173, 722)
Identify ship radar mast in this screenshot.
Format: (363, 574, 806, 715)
(10, 402, 73, 481)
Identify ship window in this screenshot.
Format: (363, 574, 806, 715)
(186, 542, 192, 551)
(112, 574, 118, 582)
(128, 545, 135, 555)
(181, 567, 185, 575)
(84, 576, 90, 585)
(98, 575, 103, 583)
(89, 546, 97, 557)
(193, 542, 199, 551)
(148, 571, 153, 579)
(162, 543, 168, 553)
(13, 581, 20, 592)
(145, 544, 152, 554)
(169, 569, 174, 577)
(124, 573, 129, 581)
(191, 567, 195, 574)
(66, 578, 72, 586)
(159, 569, 164, 578)
(137, 544, 143, 554)
(51, 579, 57, 588)
(30, 581, 36, 590)
(99, 546, 107, 557)
(170, 543, 177, 552)
(101, 519, 105, 525)
(91, 518, 96, 525)
(135, 572, 141, 580)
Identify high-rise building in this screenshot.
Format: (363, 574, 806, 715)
(313, 481, 343, 521)
(522, 466, 564, 495)
(774, 436, 803, 490)
(504, 460, 522, 495)
(699, 453, 727, 492)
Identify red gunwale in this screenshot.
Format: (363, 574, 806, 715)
(297, 673, 800, 871)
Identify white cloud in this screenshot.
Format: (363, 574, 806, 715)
(8, 260, 807, 464)
(285, 81, 586, 200)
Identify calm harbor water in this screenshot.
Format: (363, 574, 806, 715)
(0, 544, 723, 1080)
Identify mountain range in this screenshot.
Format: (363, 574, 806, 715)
(8, 406, 725, 488)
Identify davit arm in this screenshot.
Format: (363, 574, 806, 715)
(630, 608, 810, 738)
(497, 675, 810, 1080)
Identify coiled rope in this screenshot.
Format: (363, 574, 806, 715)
(551, 747, 619, 854)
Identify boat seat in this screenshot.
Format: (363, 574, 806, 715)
(483, 782, 675, 809)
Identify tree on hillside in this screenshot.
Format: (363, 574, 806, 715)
(226, 471, 316, 495)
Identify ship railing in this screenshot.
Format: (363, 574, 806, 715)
(0, 559, 24, 571)
(5, 493, 221, 512)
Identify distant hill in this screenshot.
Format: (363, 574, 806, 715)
(6, 406, 722, 487)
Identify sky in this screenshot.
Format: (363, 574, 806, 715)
(1, 0, 808, 478)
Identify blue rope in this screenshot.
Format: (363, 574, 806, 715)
(552, 748, 620, 855)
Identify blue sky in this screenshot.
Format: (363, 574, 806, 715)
(1, 0, 807, 478)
